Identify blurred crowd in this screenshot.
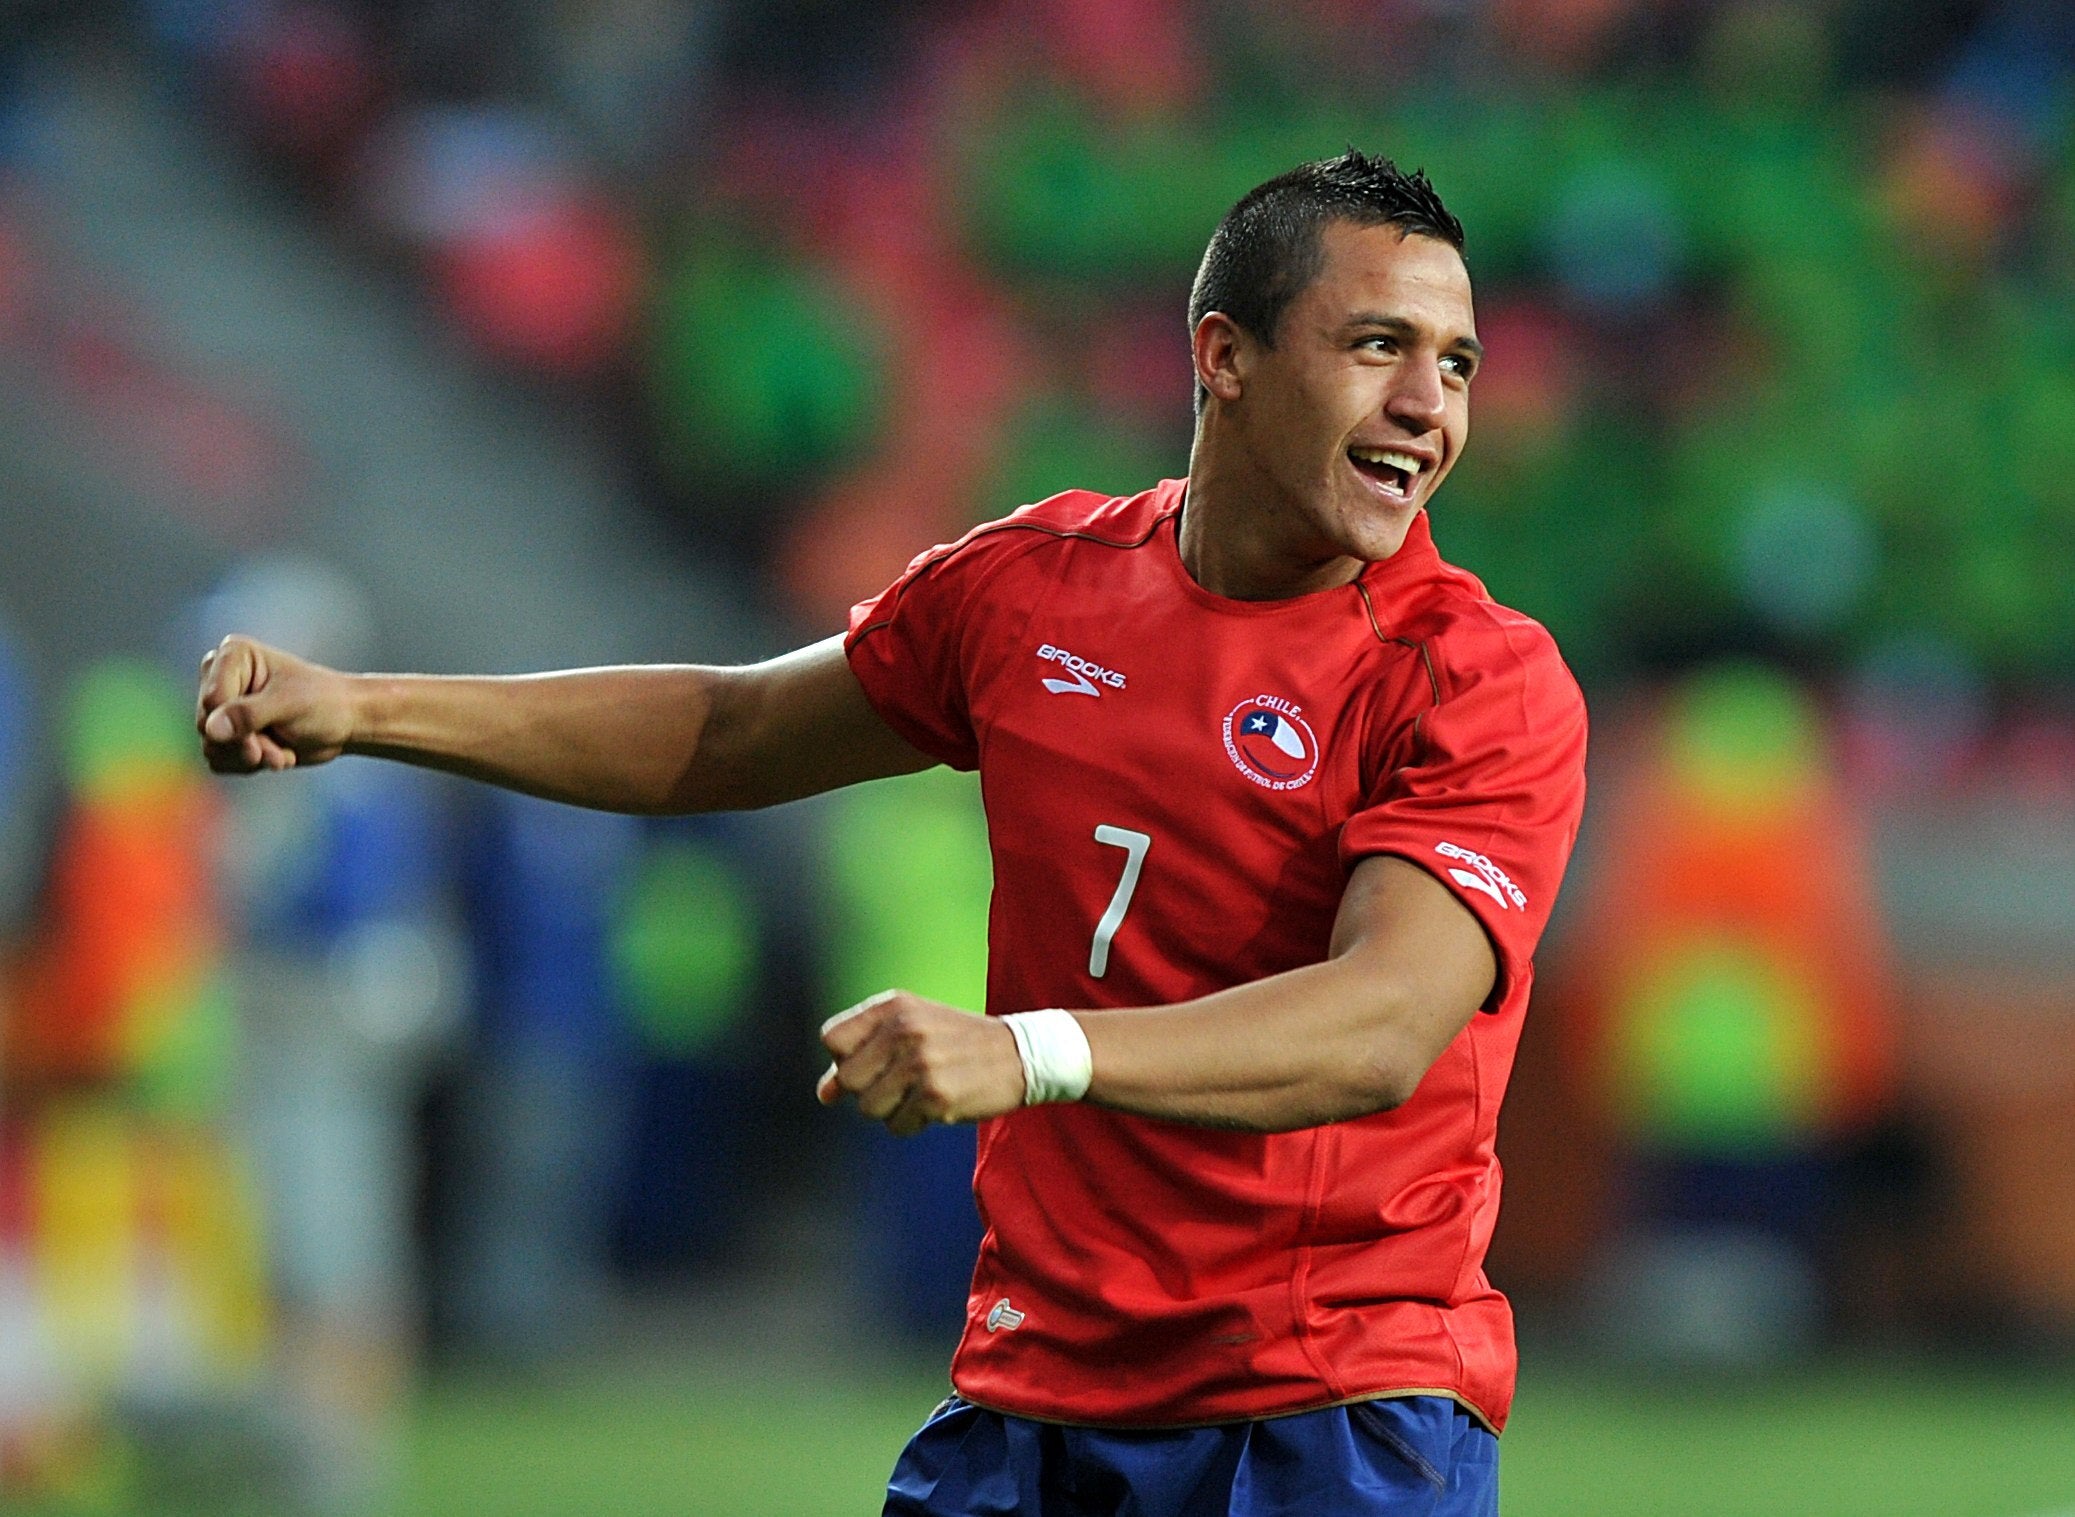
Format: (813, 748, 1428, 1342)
(1, 0, 2073, 1511)
(95, 0, 2075, 685)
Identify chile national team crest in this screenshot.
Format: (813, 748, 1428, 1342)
(1222, 696, 1320, 790)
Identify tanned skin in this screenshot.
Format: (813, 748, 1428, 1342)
(197, 220, 1493, 1139)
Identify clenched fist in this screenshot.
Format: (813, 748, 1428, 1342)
(817, 990, 1027, 1137)
(195, 635, 358, 775)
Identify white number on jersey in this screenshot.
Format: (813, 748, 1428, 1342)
(1089, 825, 1151, 979)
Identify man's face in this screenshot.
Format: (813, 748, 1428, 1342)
(1217, 221, 1479, 565)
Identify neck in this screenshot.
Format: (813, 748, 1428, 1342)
(1180, 437, 1365, 602)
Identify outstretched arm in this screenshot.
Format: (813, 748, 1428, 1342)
(818, 852, 1497, 1135)
(195, 633, 933, 812)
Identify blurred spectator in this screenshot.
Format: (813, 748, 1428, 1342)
(606, 822, 765, 1272)
(0, 619, 32, 934)
(10, 660, 232, 1107)
(646, 234, 887, 556)
(202, 557, 464, 1514)
(0, 0, 2071, 1466)
(1566, 665, 1897, 1365)
(540, 0, 719, 171)
(439, 789, 638, 1354)
(0, 659, 272, 1508)
(358, 102, 647, 375)
(822, 766, 991, 1342)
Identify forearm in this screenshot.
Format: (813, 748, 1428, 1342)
(197, 632, 930, 809)
(1073, 953, 1434, 1132)
(817, 846, 1493, 1141)
(345, 665, 747, 813)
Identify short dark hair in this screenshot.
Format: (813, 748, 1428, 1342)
(1189, 150, 1465, 365)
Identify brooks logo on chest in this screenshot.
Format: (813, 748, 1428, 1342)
(1037, 643, 1127, 697)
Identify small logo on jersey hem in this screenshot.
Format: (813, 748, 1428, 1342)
(1436, 842, 1526, 909)
(985, 1297, 1026, 1332)
(1037, 643, 1126, 697)
(1222, 696, 1319, 790)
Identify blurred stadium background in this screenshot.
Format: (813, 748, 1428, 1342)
(0, 0, 2071, 1512)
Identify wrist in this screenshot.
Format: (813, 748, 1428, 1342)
(339, 672, 389, 754)
(1002, 1009, 1092, 1107)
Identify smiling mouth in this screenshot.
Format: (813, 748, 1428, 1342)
(1348, 445, 1424, 501)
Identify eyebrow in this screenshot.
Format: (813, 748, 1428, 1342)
(1346, 312, 1484, 362)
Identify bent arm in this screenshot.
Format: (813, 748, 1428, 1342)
(1072, 853, 1497, 1130)
(819, 853, 1498, 1135)
(197, 634, 933, 812)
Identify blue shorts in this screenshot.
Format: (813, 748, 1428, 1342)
(884, 1393, 1498, 1517)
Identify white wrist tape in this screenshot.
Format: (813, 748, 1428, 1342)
(1002, 1009, 1092, 1107)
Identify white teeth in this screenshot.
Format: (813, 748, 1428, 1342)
(1350, 447, 1423, 476)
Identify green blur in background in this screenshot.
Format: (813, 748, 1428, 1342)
(394, 1360, 2075, 1517)
(4, 1, 2075, 1514)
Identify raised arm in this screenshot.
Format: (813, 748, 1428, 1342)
(818, 852, 1497, 1135)
(195, 633, 933, 812)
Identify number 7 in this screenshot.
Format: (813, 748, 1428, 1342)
(1089, 825, 1151, 979)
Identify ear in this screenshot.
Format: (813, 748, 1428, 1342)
(1192, 312, 1250, 407)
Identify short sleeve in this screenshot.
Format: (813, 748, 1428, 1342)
(844, 540, 986, 771)
(1338, 622, 1588, 1008)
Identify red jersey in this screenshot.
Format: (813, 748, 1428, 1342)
(845, 479, 1587, 1431)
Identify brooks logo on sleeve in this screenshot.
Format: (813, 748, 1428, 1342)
(1436, 842, 1526, 909)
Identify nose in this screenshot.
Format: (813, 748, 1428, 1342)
(1384, 356, 1446, 435)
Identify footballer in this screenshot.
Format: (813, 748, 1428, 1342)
(198, 152, 1587, 1516)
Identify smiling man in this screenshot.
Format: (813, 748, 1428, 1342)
(197, 152, 1586, 1517)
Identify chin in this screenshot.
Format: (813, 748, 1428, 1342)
(1343, 508, 1418, 563)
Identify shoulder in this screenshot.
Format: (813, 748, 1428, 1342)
(1394, 565, 1585, 726)
(860, 482, 1178, 612)
(849, 480, 1179, 650)
(937, 481, 1175, 570)
(1002, 481, 1177, 544)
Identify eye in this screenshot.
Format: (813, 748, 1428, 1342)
(1441, 353, 1476, 382)
(1358, 334, 1397, 354)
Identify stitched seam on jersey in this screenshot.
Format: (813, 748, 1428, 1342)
(1447, 616, 1557, 1012)
(1465, 617, 1532, 865)
(1287, 1125, 1345, 1395)
(1443, 1022, 1485, 1395)
(945, 1386, 1503, 1436)
(1415, 642, 1441, 707)
(847, 509, 1176, 643)
(950, 1224, 1005, 1393)
(1350, 582, 1439, 803)
(975, 509, 1174, 750)
(849, 509, 1172, 759)
(1354, 580, 1392, 647)
(999, 529, 1083, 688)
(1353, 584, 1444, 702)
(1399, 635, 1444, 775)
(1395, 644, 1440, 798)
